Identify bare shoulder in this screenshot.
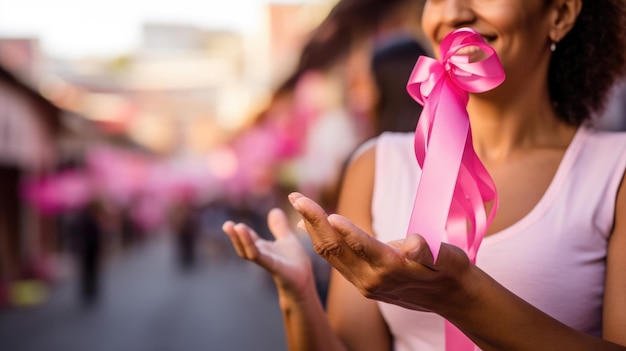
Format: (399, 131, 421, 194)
(345, 138, 377, 171)
(603, 149, 626, 345)
(344, 140, 376, 179)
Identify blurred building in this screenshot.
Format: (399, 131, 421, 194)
(0, 58, 63, 305)
(36, 1, 335, 179)
(0, 37, 116, 307)
(266, 3, 331, 85)
(43, 23, 250, 156)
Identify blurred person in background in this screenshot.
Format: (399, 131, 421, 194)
(170, 193, 200, 272)
(198, 201, 238, 263)
(370, 36, 429, 135)
(223, 0, 626, 350)
(282, 0, 427, 212)
(73, 199, 107, 306)
(293, 0, 427, 140)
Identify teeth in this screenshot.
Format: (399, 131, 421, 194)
(453, 45, 489, 63)
(456, 45, 481, 55)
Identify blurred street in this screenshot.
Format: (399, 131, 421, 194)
(0, 233, 287, 351)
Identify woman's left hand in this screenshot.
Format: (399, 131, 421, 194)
(288, 192, 477, 315)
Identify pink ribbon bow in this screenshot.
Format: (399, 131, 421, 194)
(406, 27, 505, 262)
(405, 27, 505, 351)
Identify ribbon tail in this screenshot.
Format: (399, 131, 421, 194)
(407, 80, 469, 262)
(445, 321, 476, 351)
(413, 101, 433, 168)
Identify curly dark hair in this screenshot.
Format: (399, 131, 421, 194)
(549, 0, 626, 125)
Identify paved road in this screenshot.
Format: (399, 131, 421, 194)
(0, 234, 288, 351)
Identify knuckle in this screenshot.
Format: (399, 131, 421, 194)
(303, 210, 327, 227)
(347, 240, 368, 259)
(313, 240, 342, 258)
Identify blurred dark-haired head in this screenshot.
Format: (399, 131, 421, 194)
(371, 36, 428, 134)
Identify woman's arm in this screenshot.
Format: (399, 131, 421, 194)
(445, 261, 626, 351)
(289, 174, 626, 350)
(325, 145, 392, 351)
(223, 209, 346, 351)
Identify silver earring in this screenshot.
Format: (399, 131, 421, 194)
(550, 42, 557, 52)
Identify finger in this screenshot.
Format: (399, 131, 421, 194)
(289, 194, 355, 265)
(222, 221, 247, 258)
(287, 191, 305, 202)
(288, 192, 327, 220)
(223, 220, 261, 261)
(402, 234, 437, 270)
(234, 223, 262, 261)
(223, 221, 281, 274)
(231, 222, 283, 274)
(289, 195, 335, 240)
(435, 242, 470, 270)
(387, 239, 405, 250)
(267, 208, 292, 240)
(327, 214, 393, 265)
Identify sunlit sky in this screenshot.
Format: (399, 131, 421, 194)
(0, 0, 319, 59)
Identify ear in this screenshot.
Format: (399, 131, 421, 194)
(549, 0, 582, 42)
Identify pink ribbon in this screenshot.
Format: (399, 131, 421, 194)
(405, 28, 505, 351)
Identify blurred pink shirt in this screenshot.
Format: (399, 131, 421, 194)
(368, 126, 626, 351)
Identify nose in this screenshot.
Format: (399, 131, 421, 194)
(441, 0, 475, 27)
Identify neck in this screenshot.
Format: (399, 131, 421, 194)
(467, 88, 577, 163)
(463, 46, 582, 162)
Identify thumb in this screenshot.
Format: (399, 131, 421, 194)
(402, 233, 436, 268)
(267, 208, 293, 240)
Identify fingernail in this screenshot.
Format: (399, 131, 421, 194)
(287, 192, 298, 204)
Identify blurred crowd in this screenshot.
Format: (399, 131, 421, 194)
(0, 0, 428, 309)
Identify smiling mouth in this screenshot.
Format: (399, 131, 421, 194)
(435, 32, 496, 60)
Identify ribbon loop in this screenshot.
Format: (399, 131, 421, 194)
(407, 29, 504, 108)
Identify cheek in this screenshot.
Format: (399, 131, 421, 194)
(421, 4, 439, 54)
(483, 2, 545, 36)
(490, 15, 526, 36)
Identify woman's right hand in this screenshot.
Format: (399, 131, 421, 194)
(222, 208, 315, 298)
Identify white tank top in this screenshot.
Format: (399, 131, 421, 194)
(370, 127, 626, 351)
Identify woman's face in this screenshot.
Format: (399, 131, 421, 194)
(421, 0, 554, 87)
